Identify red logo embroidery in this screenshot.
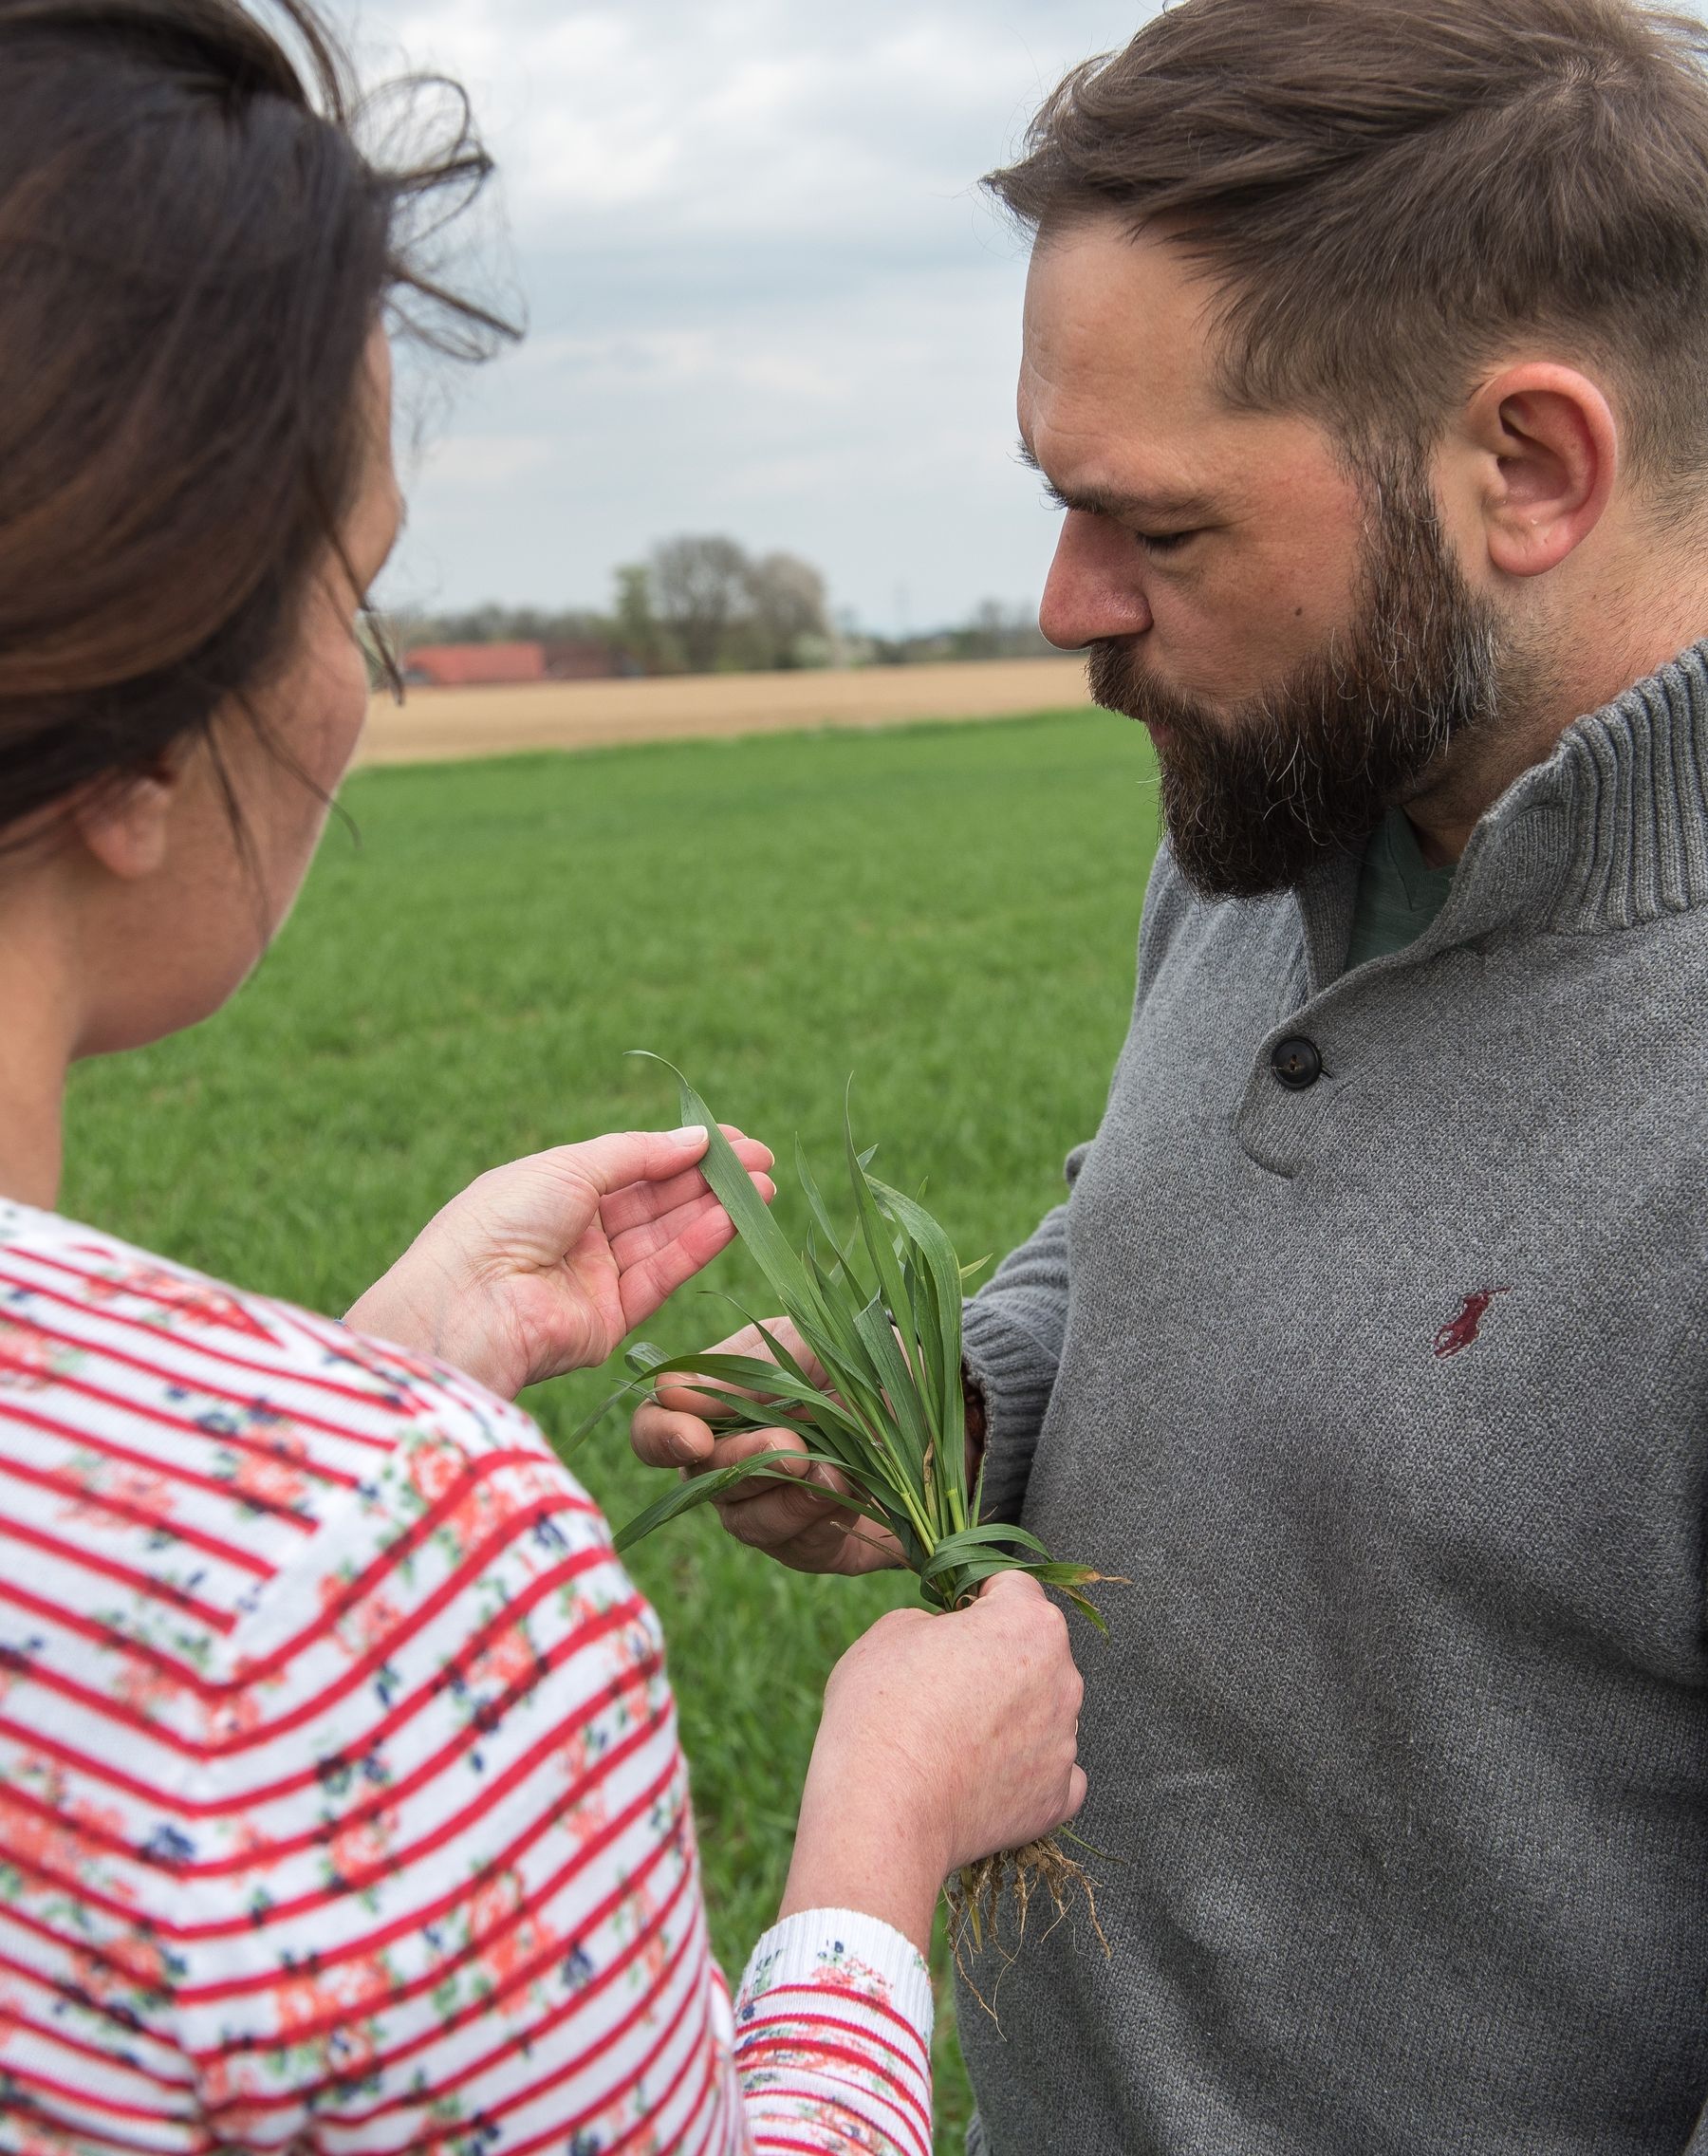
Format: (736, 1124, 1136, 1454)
(1434, 1288, 1513, 1360)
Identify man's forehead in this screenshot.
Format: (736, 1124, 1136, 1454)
(1024, 221, 1220, 381)
(1016, 367, 1231, 520)
(1020, 221, 1232, 473)
(1017, 223, 1347, 515)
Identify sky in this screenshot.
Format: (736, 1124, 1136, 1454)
(350, 0, 1160, 635)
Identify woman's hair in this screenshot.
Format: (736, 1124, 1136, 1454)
(0, 0, 514, 842)
(987, 0, 1708, 497)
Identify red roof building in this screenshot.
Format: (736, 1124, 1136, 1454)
(403, 641, 546, 688)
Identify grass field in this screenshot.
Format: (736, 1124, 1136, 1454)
(62, 705, 1162, 2150)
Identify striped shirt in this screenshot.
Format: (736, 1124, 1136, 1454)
(0, 1201, 934, 2156)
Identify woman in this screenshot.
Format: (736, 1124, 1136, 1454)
(0, 3, 1086, 2152)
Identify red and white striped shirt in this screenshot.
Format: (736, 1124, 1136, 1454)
(0, 1202, 934, 2156)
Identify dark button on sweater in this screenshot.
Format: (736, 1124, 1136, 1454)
(1271, 1036, 1324, 1090)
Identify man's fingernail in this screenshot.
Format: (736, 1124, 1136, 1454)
(670, 1124, 708, 1143)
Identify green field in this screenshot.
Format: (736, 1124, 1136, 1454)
(63, 705, 1161, 2149)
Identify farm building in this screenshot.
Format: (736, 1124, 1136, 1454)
(402, 639, 630, 687)
(404, 641, 545, 687)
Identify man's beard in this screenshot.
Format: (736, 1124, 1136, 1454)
(1087, 455, 1507, 899)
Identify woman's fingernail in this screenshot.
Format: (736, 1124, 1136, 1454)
(670, 1124, 708, 1143)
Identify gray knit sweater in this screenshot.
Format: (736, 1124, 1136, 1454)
(958, 642, 1708, 2154)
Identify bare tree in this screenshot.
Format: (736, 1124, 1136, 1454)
(648, 534, 752, 674)
(745, 550, 829, 669)
(612, 563, 663, 673)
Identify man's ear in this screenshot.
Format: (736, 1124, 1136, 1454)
(1451, 362, 1619, 581)
(68, 753, 186, 881)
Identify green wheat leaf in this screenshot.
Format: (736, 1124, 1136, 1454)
(612, 1447, 882, 1552)
(621, 1057, 1105, 1627)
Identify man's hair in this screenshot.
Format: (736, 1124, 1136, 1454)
(986, 0, 1708, 493)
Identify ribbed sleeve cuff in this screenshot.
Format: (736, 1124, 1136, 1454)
(734, 1907, 934, 2046)
(962, 1296, 1059, 1522)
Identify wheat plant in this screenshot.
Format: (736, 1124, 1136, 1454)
(584, 1058, 1109, 1987)
(603, 1056, 1102, 1623)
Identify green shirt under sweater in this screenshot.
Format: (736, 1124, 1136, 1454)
(1346, 807, 1457, 969)
(960, 641, 1708, 2154)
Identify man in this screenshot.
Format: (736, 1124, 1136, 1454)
(634, 0, 1708, 2147)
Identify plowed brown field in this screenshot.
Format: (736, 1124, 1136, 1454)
(355, 655, 1093, 767)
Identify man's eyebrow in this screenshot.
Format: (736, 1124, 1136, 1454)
(1015, 437, 1220, 526)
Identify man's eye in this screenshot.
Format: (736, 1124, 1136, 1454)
(1135, 530, 1197, 557)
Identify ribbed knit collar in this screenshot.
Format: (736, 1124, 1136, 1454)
(1296, 636, 1708, 985)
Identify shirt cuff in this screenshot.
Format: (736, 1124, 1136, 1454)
(734, 1906, 935, 2049)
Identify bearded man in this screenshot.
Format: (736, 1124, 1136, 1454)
(634, 0, 1708, 2147)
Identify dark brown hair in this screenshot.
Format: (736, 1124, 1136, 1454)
(0, 0, 514, 842)
(987, 0, 1708, 489)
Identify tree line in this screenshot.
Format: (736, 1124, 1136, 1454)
(391, 533, 1053, 677)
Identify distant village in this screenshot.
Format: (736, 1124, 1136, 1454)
(394, 531, 1051, 689)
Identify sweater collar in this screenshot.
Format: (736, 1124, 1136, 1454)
(1296, 635, 1708, 980)
(1475, 634, 1708, 938)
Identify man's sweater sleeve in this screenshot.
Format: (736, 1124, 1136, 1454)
(960, 843, 1185, 1524)
(961, 1143, 1092, 1523)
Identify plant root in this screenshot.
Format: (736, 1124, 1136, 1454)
(945, 1832, 1109, 2025)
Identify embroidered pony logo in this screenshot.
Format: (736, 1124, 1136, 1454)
(1434, 1287, 1513, 1360)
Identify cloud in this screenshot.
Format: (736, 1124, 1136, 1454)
(354, 0, 1157, 629)
(413, 432, 564, 488)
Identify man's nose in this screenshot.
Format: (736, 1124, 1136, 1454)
(1038, 511, 1153, 649)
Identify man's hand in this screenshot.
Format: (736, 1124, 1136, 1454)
(346, 1125, 774, 1402)
(631, 1315, 987, 1577)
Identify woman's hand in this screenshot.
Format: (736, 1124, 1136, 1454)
(780, 1571, 1086, 1956)
(345, 1125, 774, 1401)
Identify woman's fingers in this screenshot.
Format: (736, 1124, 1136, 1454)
(608, 1184, 775, 1274)
(814, 1572, 1086, 1877)
(599, 1131, 776, 1329)
(614, 1198, 789, 1329)
(551, 1125, 715, 1200)
(599, 1129, 772, 1236)
(974, 1568, 1047, 1608)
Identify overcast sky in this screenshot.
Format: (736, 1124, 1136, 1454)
(350, 0, 1159, 634)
